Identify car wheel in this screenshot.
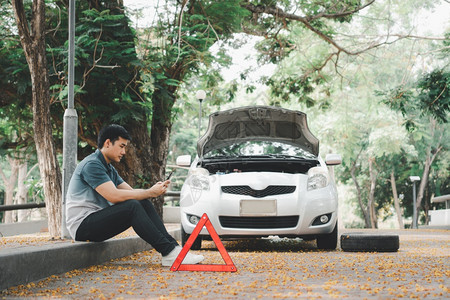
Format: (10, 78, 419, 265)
(316, 222, 338, 250)
(181, 226, 202, 250)
(340, 233, 399, 252)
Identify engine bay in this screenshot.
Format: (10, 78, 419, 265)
(199, 157, 319, 174)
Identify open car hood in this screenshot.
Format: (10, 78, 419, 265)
(197, 106, 319, 157)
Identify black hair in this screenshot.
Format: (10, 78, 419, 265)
(97, 124, 132, 149)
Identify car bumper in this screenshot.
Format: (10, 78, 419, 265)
(180, 181, 338, 238)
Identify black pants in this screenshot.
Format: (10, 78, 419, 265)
(75, 199, 178, 256)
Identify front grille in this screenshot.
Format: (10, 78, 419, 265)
(219, 216, 299, 229)
(221, 185, 296, 198)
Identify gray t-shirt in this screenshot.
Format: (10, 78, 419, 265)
(65, 149, 124, 239)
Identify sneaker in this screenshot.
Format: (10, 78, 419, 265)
(161, 246, 204, 267)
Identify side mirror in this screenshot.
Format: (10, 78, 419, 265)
(325, 154, 342, 166)
(176, 155, 191, 167)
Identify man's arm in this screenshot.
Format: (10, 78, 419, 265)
(96, 180, 170, 204)
(117, 182, 133, 190)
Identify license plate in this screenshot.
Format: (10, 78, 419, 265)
(240, 200, 277, 216)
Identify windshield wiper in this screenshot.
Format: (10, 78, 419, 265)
(268, 154, 317, 160)
(268, 154, 300, 159)
(206, 155, 229, 159)
(237, 155, 272, 159)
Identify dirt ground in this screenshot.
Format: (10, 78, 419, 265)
(2, 229, 449, 299)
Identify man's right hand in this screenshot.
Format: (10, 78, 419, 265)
(148, 180, 171, 197)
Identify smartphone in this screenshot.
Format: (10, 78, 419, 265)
(165, 170, 174, 180)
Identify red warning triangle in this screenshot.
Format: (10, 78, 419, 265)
(171, 213, 237, 272)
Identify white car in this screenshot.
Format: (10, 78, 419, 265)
(176, 106, 342, 250)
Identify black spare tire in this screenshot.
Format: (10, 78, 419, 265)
(340, 233, 399, 252)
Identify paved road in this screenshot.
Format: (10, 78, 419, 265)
(2, 229, 449, 299)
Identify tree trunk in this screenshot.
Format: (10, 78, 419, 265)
(368, 157, 377, 228)
(423, 193, 430, 225)
(350, 159, 371, 228)
(16, 159, 29, 222)
(415, 119, 443, 227)
(0, 157, 19, 223)
(148, 92, 174, 217)
(12, 0, 62, 238)
(390, 171, 404, 229)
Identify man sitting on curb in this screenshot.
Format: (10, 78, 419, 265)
(65, 124, 204, 266)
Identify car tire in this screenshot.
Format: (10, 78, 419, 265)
(316, 222, 338, 250)
(181, 226, 202, 250)
(340, 233, 399, 252)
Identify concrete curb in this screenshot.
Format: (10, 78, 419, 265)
(0, 228, 180, 291)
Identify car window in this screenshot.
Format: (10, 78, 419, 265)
(204, 141, 316, 159)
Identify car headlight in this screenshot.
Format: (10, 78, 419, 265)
(187, 168, 210, 191)
(307, 167, 329, 191)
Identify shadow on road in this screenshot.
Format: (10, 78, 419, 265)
(200, 237, 324, 253)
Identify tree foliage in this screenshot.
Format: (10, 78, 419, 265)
(0, 0, 448, 228)
(45, 1, 148, 153)
(0, 2, 33, 153)
(381, 69, 449, 130)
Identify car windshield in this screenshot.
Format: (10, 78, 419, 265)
(204, 141, 316, 159)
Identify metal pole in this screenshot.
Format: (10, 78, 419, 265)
(68, 0, 75, 110)
(0, 203, 46, 212)
(412, 181, 417, 229)
(61, 0, 78, 239)
(198, 99, 202, 138)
